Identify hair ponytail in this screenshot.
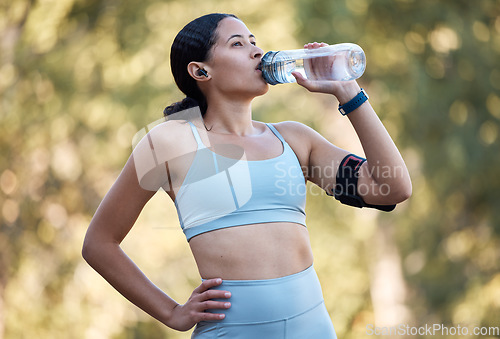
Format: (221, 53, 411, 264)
(163, 97, 206, 117)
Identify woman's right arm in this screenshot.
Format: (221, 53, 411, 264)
(82, 153, 231, 331)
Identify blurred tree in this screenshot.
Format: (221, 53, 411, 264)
(0, 0, 320, 338)
(1, 0, 499, 338)
(294, 0, 500, 337)
(0, 0, 186, 337)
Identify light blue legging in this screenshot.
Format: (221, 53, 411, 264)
(191, 265, 337, 338)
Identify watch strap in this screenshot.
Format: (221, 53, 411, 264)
(338, 88, 369, 115)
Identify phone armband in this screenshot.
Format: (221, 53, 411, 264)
(326, 154, 396, 212)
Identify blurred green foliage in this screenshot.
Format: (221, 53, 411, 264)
(0, 0, 499, 338)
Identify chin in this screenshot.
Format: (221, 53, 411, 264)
(224, 81, 269, 101)
(256, 84, 269, 96)
(238, 84, 269, 100)
(254, 81, 269, 96)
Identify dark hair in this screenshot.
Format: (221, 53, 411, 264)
(164, 13, 238, 117)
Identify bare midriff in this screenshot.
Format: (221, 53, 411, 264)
(188, 222, 313, 280)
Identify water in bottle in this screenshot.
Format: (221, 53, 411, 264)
(259, 43, 366, 85)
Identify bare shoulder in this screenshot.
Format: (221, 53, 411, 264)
(271, 120, 312, 133)
(272, 120, 336, 145)
(147, 120, 195, 145)
(270, 120, 325, 146)
(269, 120, 314, 140)
(136, 120, 198, 157)
(268, 121, 320, 168)
(132, 120, 198, 191)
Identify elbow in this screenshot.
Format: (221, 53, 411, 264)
(397, 184, 412, 203)
(81, 238, 93, 264)
(403, 181, 412, 200)
(389, 178, 412, 204)
(82, 234, 100, 266)
(400, 175, 413, 201)
(81, 232, 120, 269)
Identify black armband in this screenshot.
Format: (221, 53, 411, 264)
(326, 154, 396, 212)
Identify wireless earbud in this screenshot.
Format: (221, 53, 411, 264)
(197, 69, 208, 77)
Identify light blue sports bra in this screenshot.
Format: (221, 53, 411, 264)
(174, 122, 307, 241)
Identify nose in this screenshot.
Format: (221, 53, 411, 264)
(252, 46, 263, 59)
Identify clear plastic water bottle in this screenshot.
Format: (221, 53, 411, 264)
(259, 43, 366, 85)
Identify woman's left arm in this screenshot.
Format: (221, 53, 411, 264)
(292, 43, 412, 206)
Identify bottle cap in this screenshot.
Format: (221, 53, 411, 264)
(260, 51, 281, 85)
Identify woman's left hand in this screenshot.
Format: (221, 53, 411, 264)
(292, 42, 361, 104)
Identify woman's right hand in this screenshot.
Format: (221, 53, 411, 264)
(167, 278, 232, 331)
(293, 42, 361, 102)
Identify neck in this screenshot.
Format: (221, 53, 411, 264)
(202, 98, 255, 136)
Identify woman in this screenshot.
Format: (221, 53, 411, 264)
(82, 13, 412, 338)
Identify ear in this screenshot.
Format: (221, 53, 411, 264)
(187, 62, 211, 81)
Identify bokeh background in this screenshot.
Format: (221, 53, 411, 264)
(1, 0, 499, 338)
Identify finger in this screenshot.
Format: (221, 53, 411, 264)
(199, 300, 231, 311)
(195, 300, 231, 322)
(292, 71, 310, 88)
(194, 278, 223, 294)
(304, 42, 328, 50)
(311, 42, 321, 49)
(195, 311, 227, 322)
(293, 73, 330, 93)
(292, 71, 304, 80)
(198, 289, 232, 302)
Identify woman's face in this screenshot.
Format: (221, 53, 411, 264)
(202, 17, 268, 99)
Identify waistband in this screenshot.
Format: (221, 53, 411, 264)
(206, 265, 324, 324)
